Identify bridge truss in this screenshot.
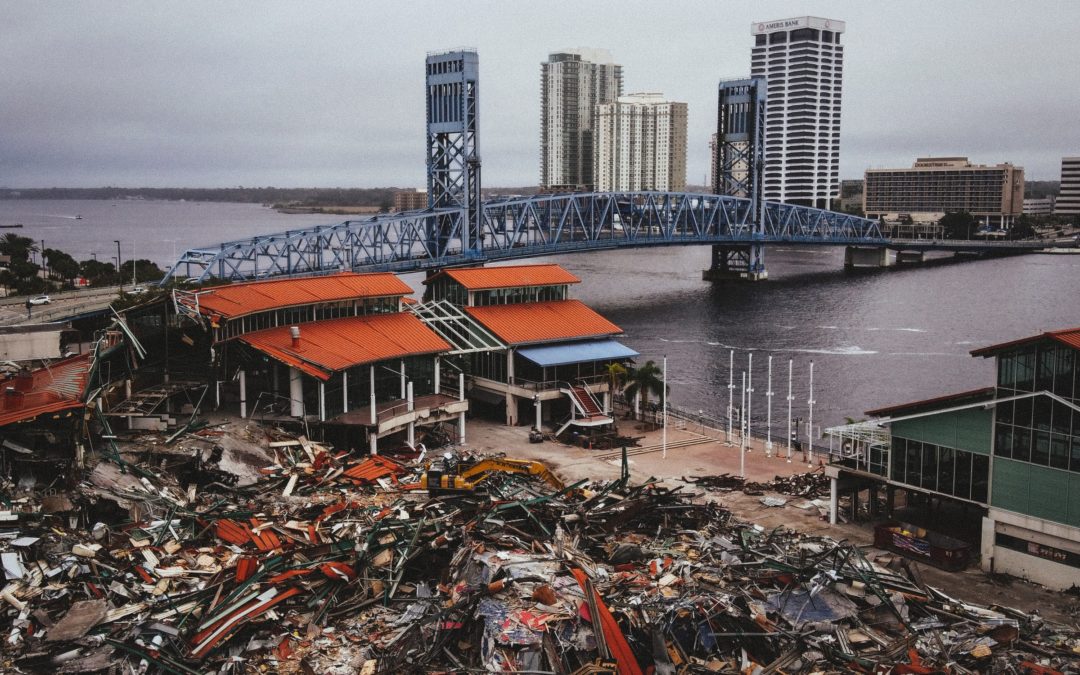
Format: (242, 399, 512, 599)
(161, 191, 1047, 284)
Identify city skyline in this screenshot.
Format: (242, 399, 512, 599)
(2, 1, 1079, 188)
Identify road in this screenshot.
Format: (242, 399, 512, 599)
(0, 284, 140, 326)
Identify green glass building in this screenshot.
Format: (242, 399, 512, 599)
(826, 327, 1080, 589)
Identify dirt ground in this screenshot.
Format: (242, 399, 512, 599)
(463, 416, 1080, 625)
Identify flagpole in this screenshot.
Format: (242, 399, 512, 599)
(786, 358, 793, 463)
(766, 355, 773, 457)
(740, 371, 746, 478)
(726, 349, 734, 445)
(746, 352, 753, 453)
(808, 359, 815, 467)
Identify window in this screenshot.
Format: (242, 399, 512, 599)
(921, 443, 938, 491)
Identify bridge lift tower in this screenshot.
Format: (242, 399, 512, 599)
(705, 77, 768, 281)
(425, 49, 481, 259)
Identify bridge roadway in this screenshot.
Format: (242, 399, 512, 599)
(0, 285, 137, 327)
(150, 190, 1056, 283)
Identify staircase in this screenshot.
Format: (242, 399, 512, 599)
(555, 382, 614, 437)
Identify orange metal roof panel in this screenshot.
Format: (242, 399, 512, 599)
(425, 264, 581, 290)
(970, 326, 1080, 357)
(0, 354, 90, 427)
(197, 272, 411, 319)
(465, 300, 622, 346)
(239, 313, 451, 380)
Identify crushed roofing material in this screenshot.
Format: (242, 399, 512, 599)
(1, 435, 1078, 674)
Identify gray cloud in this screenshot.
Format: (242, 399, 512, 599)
(1, 0, 1077, 188)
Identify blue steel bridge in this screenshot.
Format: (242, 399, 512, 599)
(161, 52, 1052, 285)
(160, 190, 1050, 284)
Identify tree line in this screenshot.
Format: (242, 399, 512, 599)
(0, 233, 163, 295)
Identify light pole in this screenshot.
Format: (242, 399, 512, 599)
(114, 240, 122, 295)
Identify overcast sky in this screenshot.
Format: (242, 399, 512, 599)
(2, 1, 1078, 188)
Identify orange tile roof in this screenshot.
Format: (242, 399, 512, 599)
(424, 264, 580, 291)
(970, 326, 1080, 357)
(196, 273, 411, 319)
(0, 354, 90, 427)
(465, 300, 622, 346)
(239, 314, 450, 380)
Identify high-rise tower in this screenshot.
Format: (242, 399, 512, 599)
(750, 16, 845, 209)
(594, 93, 688, 192)
(541, 48, 622, 191)
(1058, 157, 1080, 216)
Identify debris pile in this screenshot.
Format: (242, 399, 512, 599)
(1, 438, 1078, 674)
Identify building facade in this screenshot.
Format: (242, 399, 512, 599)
(594, 93, 688, 192)
(825, 327, 1080, 590)
(1022, 197, 1054, 215)
(750, 16, 845, 209)
(540, 49, 623, 191)
(864, 157, 1025, 229)
(1057, 156, 1080, 215)
(393, 189, 428, 212)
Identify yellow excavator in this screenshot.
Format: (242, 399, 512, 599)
(421, 455, 564, 494)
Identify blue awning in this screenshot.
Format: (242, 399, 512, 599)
(517, 339, 638, 367)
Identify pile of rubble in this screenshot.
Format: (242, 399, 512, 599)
(2, 435, 1078, 674)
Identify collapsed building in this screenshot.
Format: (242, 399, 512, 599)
(170, 264, 638, 452)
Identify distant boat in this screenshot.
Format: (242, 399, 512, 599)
(74, 214, 83, 220)
(0, 223, 24, 229)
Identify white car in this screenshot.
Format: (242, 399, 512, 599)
(29, 295, 51, 305)
(130, 286, 148, 294)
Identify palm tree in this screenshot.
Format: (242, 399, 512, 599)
(602, 362, 627, 416)
(624, 360, 666, 422)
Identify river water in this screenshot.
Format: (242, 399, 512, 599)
(2, 199, 1077, 432)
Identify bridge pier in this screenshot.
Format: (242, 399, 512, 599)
(895, 250, 924, 266)
(702, 244, 767, 282)
(843, 246, 891, 270)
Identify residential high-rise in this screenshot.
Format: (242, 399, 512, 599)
(1057, 157, 1080, 215)
(594, 93, 688, 192)
(541, 49, 622, 191)
(750, 16, 845, 208)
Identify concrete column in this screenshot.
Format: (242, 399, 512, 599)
(342, 371, 348, 413)
(289, 367, 303, 417)
(369, 365, 376, 425)
(125, 379, 132, 400)
(505, 349, 517, 426)
(829, 477, 838, 525)
(434, 357, 441, 395)
(215, 381, 221, 410)
(458, 372, 466, 444)
(400, 359, 406, 399)
(535, 397, 542, 429)
(369, 431, 378, 456)
(604, 391, 611, 415)
(318, 382, 326, 422)
(239, 369, 247, 418)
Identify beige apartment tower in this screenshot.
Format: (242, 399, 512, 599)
(594, 93, 688, 192)
(863, 157, 1024, 228)
(540, 48, 623, 191)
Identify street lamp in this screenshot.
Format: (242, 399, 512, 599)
(114, 240, 122, 296)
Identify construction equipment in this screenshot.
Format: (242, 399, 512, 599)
(421, 455, 564, 493)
